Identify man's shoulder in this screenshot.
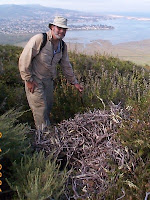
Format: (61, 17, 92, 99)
(30, 33, 43, 43)
(25, 33, 44, 49)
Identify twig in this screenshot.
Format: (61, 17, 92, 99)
(116, 189, 125, 200)
(34, 103, 135, 199)
(145, 192, 150, 200)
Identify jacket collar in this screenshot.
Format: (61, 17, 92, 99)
(46, 30, 53, 41)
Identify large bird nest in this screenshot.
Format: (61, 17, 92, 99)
(34, 103, 135, 199)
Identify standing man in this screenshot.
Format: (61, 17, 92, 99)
(19, 16, 83, 131)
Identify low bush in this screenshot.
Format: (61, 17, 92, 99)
(8, 151, 69, 200)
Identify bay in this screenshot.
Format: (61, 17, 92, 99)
(65, 14, 150, 45)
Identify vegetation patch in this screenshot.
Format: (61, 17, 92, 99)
(0, 45, 149, 199)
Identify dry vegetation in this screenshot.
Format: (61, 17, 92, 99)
(34, 103, 136, 199)
(0, 45, 150, 200)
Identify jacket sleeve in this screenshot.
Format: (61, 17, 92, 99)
(18, 34, 43, 82)
(59, 43, 78, 85)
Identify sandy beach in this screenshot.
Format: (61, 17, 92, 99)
(67, 39, 150, 67)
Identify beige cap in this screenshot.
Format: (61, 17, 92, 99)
(49, 16, 68, 29)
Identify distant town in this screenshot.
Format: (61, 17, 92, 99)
(69, 24, 114, 31)
(0, 17, 114, 34)
(0, 4, 115, 35)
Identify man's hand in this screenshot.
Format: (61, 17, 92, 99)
(26, 81, 38, 93)
(74, 83, 83, 93)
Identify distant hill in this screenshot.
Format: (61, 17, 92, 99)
(0, 4, 84, 19)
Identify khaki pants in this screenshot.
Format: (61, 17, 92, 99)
(25, 77, 54, 130)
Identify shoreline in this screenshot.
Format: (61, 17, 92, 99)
(66, 39, 150, 66)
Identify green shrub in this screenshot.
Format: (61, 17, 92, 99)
(0, 108, 32, 200)
(0, 108, 30, 164)
(0, 45, 150, 199)
(8, 151, 69, 200)
(0, 45, 150, 124)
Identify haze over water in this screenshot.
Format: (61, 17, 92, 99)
(65, 12, 150, 45)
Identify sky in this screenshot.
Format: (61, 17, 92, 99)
(0, 0, 150, 13)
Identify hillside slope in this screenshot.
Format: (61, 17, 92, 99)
(0, 44, 149, 122)
(0, 44, 149, 200)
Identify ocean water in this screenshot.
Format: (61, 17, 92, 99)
(65, 13, 150, 45)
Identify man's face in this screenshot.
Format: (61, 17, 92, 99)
(52, 25, 67, 40)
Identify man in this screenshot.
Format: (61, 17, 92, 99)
(19, 16, 83, 131)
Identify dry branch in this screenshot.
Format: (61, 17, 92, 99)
(34, 102, 135, 199)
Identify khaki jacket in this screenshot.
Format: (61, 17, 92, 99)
(19, 30, 78, 84)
